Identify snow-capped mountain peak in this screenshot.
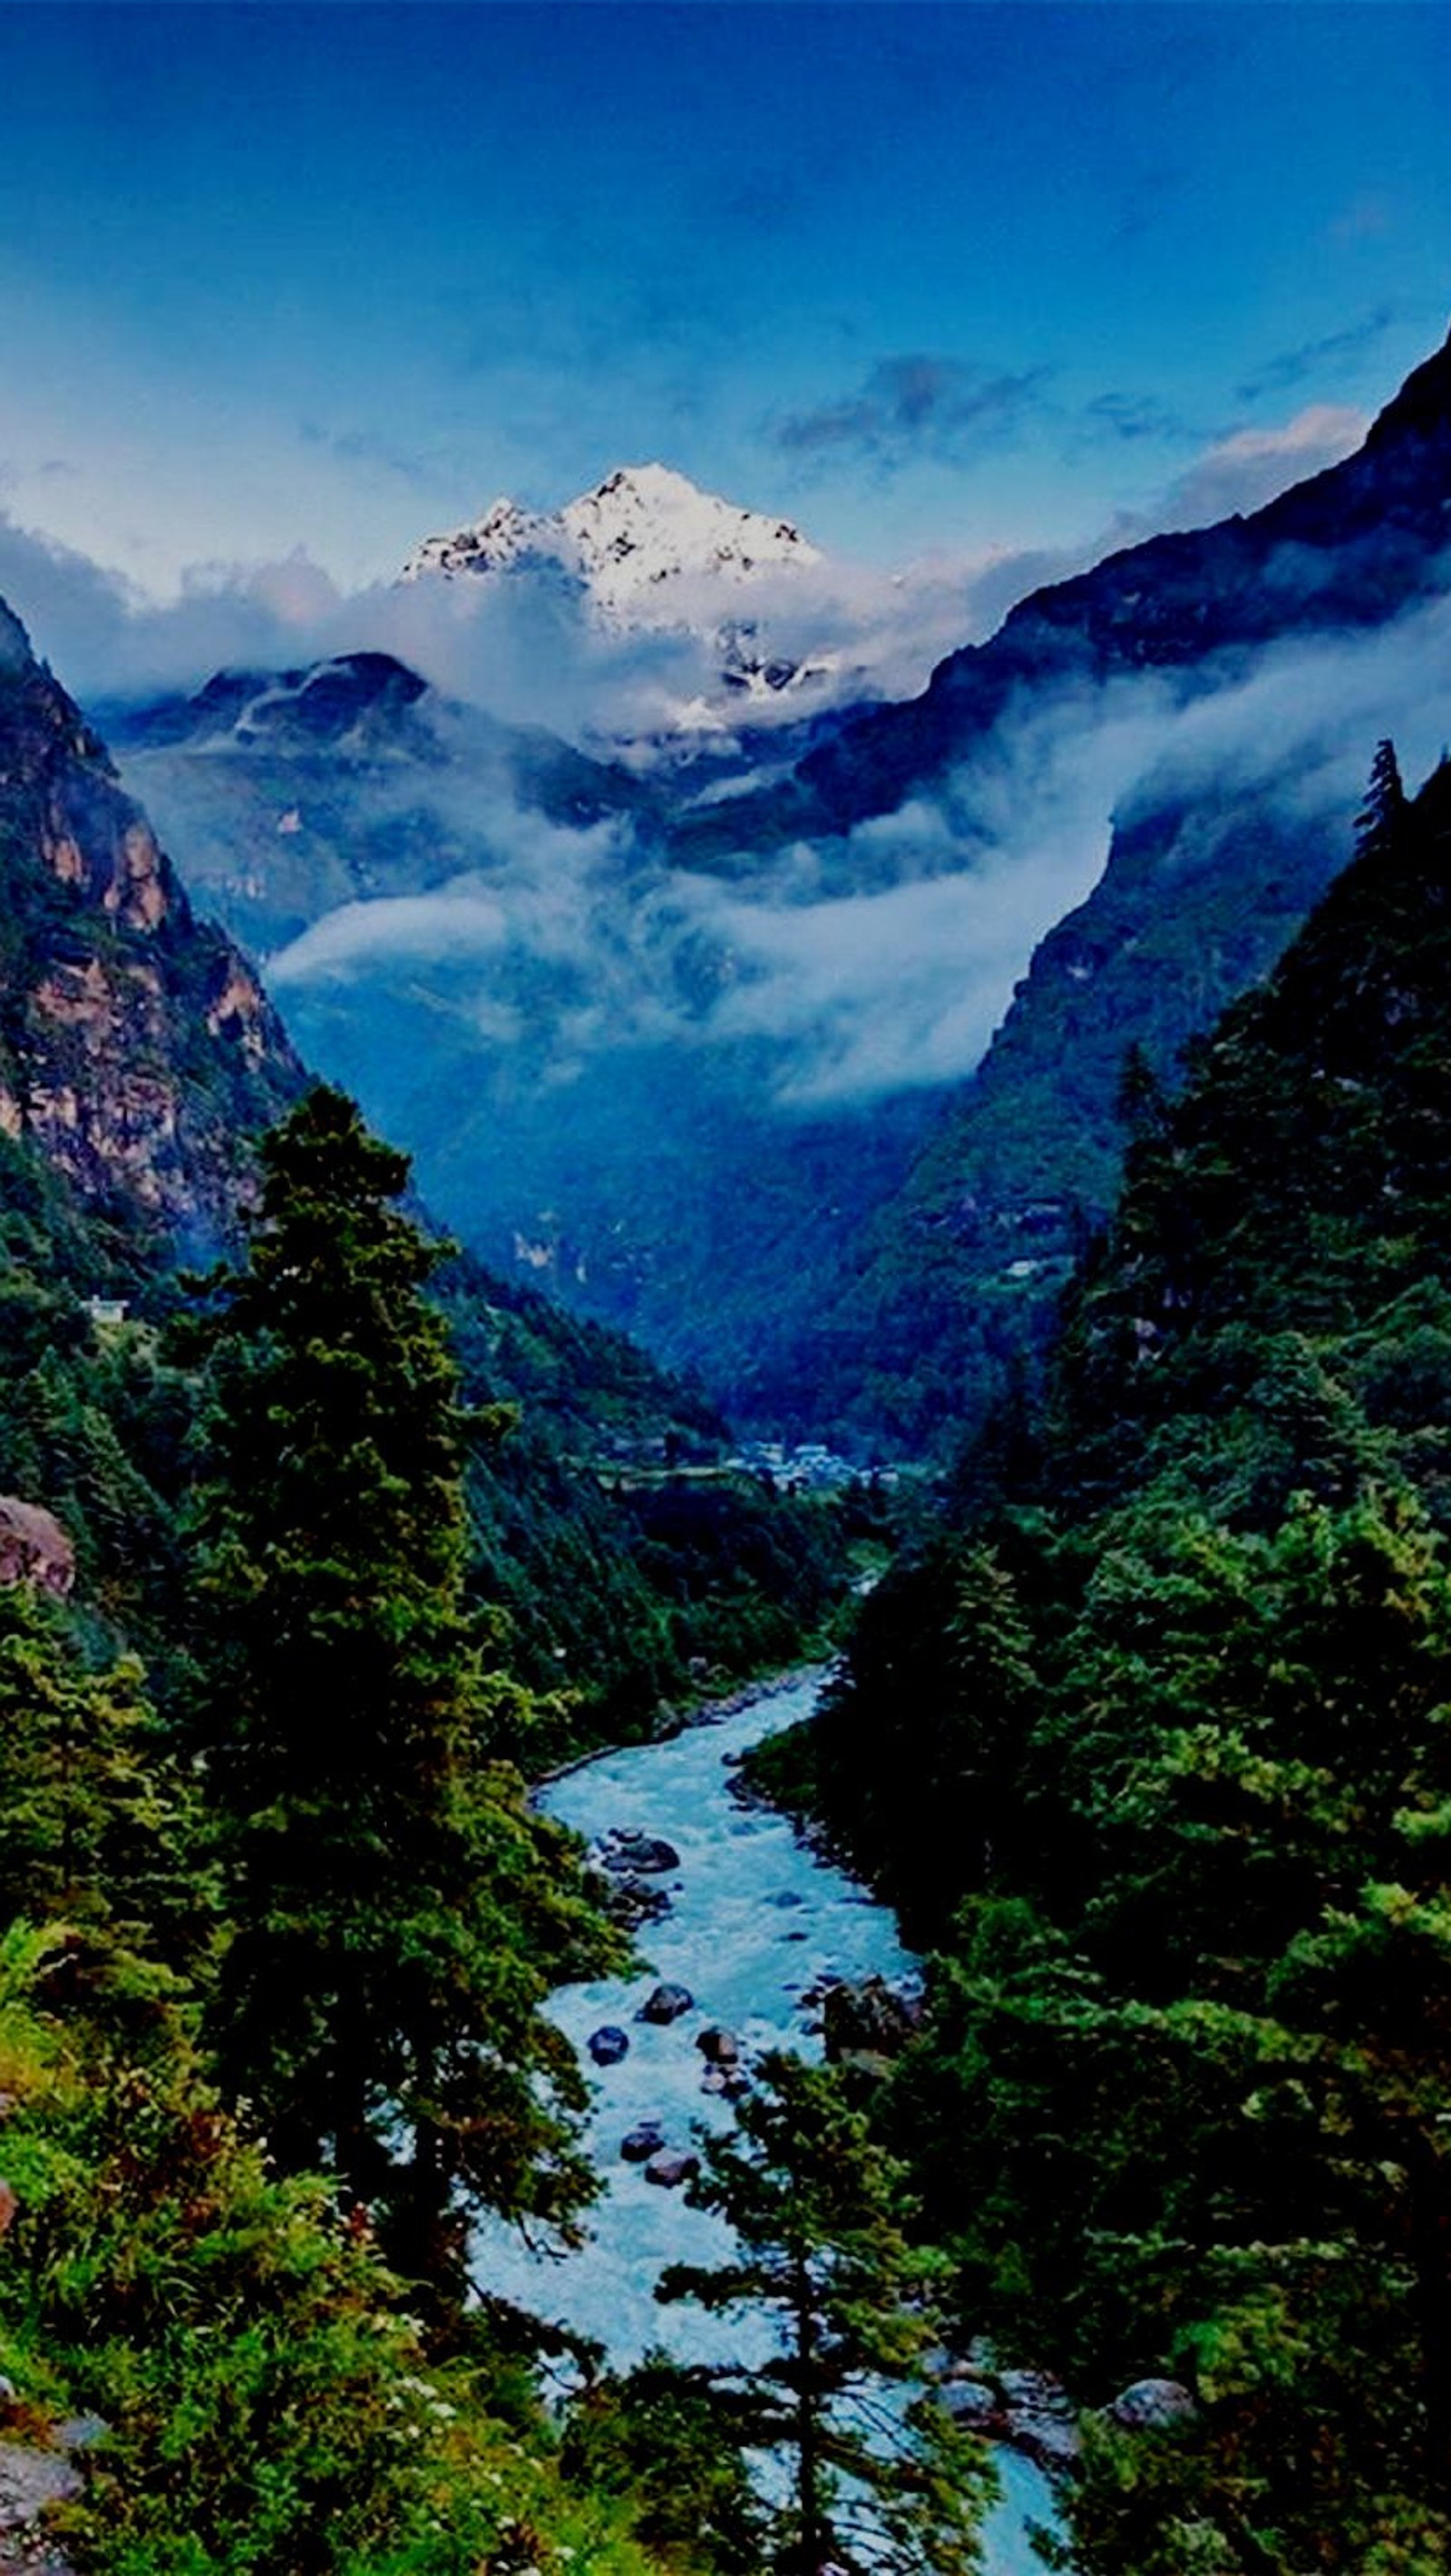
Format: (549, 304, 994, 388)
(401, 462, 820, 627)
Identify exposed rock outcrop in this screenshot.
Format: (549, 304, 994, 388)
(822, 1975, 921, 2064)
(0, 597, 302, 1245)
(0, 1505, 73, 1599)
(1105, 2377, 1198, 2433)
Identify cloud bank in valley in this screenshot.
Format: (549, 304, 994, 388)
(266, 581, 1451, 1123)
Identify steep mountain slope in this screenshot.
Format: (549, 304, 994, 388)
(756, 744, 1451, 2571)
(681, 326, 1451, 863)
(0, 593, 850, 1741)
(104, 646, 935, 1411)
(746, 328, 1451, 1447)
(778, 769, 1374, 1449)
(102, 647, 657, 957)
(0, 598, 302, 1246)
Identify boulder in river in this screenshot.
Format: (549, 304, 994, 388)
(587, 2026, 630, 2067)
(637, 1981, 694, 2025)
(998, 2369, 1081, 2473)
(932, 2360, 1080, 2471)
(696, 2025, 741, 2066)
(938, 2378, 1003, 2433)
(645, 2148, 700, 2189)
(603, 1876, 673, 1933)
(601, 1830, 680, 1876)
(620, 2121, 667, 2163)
(1106, 2377, 1198, 2433)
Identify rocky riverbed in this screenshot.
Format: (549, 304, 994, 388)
(469, 1667, 1062, 2572)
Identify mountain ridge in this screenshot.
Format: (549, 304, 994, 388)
(402, 461, 821, 617)
(729, 326, 1451, 1446)
(83, 329, 1451, 1448)
(676, 321, 1451, 860)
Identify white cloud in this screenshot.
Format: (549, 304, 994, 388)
(268, 880, 511, 983)
(1150, 403, 1369, 530)
(258, 578, 1451, 1130)
(0, 476, 1072, 744)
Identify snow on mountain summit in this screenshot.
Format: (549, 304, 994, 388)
(401, 463, 821, 627)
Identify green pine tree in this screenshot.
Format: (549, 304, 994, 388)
(657, 2053, 991, 2575)
(188, 1084, 621, 2293)
(1354, 735, 1407, 861)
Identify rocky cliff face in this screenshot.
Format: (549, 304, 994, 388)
(0, 598, 301, 1245)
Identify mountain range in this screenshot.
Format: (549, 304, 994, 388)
(0, 591, 862, 1750)
(779, 324, 1451, 1444)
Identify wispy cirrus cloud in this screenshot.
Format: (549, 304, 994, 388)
(1235, 307, 1397, 404)
(774, 355, 1052, 471)
(1076, 389, 1201, 448)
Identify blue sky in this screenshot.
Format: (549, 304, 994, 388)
(0, 2, 1447, 598)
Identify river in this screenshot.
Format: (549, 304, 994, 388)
(471, 1666, 1059, 2572)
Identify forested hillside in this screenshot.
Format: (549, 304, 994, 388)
(696, 326, 1451, 1451)
(753, 744, 1451, 2566)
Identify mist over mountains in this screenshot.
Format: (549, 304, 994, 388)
(79, 326, 1450, 1441)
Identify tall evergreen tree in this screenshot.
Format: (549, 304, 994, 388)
(190, 1084, 619, 2291)
(657, 2054, 990, 2576)
(1355, 735, 1407, 860)
(788, 753, 1451, 2566)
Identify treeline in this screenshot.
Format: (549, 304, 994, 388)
(753, 744, 1451, 2566)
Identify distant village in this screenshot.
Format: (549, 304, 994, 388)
(724, 1439, 882, 1493)
(596, 1429, 897, 1495)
